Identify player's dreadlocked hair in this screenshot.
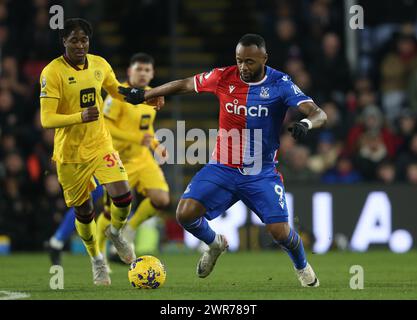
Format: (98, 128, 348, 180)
(60, 18, 93, 39)
(130, 52, 155, 67)
(238, 33, 266, 50)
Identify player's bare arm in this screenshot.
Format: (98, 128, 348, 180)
(298, 101, 327, 129)
(118, 77, 194, 109)
(288, 101, 327, 140)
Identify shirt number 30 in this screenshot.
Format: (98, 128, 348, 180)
(103, 152, 122, 168)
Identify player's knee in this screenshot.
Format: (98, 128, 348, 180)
(267, 223, 290, 242)
(176, 199, 204, 225)
(74, 208, 95, 224)
(150, 193, 170, 210)
(111, 191, 132, 208)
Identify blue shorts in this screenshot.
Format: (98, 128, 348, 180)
(181, 163, 288, 224)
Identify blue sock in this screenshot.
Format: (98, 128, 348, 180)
(54, 185, 104, 242)
(54, 207, 76, 242)
(181, 217, 216, 245)
(276, 229, 307, 270)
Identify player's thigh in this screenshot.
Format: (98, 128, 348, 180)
(56, 162, 97, 207)
(181, 164, 238, 221)
(127, 157, 169, 196)
(94, 150, 129, 197)
(238, 170, 289, 224)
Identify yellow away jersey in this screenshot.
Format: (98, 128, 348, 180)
(103, 83, 157, 162)
(39, 54, 122, 163)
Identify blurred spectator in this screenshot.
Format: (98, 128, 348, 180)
(354, 132, 389, 180)
(278, 145, 318, 183)
(406, 162, 417, 184)
(311, 32, 351, 102)
(321, 155, 362, 184)
(396, 132, 417, 180)
(395, 109, 417, 153)
(345, 105, 400, 159)
(407, 67, 417, 112)
(267, 18, 301, 70)
(380, 32, 417, 123)
(308, 132, 341, 174)
(320, 101, 347, 141)
(376, 160, 397, 184)
(0, 56, 30, 99)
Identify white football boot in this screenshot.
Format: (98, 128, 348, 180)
(295, 263, 320, 287)
(122, 224, 137, 249)
(197, 234, 228, 278)
(92, 258, 111, 286)
(104, 226, 136, 264)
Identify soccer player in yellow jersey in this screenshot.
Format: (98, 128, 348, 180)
(39, 19, 159, 285)
(96, 53, 170, 259)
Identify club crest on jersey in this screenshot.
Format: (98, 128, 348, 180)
(94, 70, 103, 81)
(260, 87, 269, 98)
(229, 85, 235, 93)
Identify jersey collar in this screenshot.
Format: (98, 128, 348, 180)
(238, 66, 269, 85)
(63, 54, 89, 71)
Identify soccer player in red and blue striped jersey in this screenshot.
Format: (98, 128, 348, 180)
(119, 34, 327, 287)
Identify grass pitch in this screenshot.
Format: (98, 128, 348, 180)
(0, 250, 416, 300)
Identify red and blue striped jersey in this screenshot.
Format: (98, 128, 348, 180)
(193, 65, 313, 168)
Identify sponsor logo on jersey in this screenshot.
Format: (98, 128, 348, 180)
(80, 88, 96, 108)
(225, 99, 268, 117)
(229, 85, 235, 93)
(68, 77, 76, 84)
(41, 76, 47, 88)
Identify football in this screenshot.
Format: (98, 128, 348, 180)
(128, 255, 166, 289)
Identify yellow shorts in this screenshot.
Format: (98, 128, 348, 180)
(124, 149, 169, 196)
(56, 150, 128, 207)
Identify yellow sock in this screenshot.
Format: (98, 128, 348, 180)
(128, 198, 158, 230)
(110, 202, 131, 231)
(96, 213, 111, 254)
(75, 219, 99, 258)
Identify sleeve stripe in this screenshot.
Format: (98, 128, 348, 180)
(193, 75, 199, 93)
(296, 99, 314, 106)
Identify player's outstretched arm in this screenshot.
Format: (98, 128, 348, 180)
(118, 77, 195, 107)
(288, 101, 327, 140)
(40, 97, 99, 129)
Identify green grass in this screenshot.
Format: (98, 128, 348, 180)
(0, 250, 416, 300)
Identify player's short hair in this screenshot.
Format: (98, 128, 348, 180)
(238, 34, 266, 50)
(130, 52, 155, 67)
(60, 18, 93, 39)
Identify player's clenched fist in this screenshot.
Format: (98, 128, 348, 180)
(288, 121, 309, 140)
(147, 96, 165, 110)
(81, 106, 99, 123)
(118, 86, 145, 104)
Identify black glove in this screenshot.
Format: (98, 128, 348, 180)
(288, 121, 309, 140)
(118, 86, 145, 104)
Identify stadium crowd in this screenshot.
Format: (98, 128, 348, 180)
(0, 0, 417, 249)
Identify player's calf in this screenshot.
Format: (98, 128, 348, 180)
(268, 223, 319, 287)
